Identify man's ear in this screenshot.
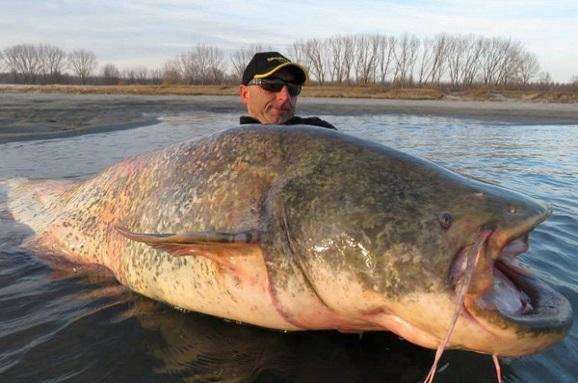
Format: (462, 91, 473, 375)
(239, 85, 249, 104)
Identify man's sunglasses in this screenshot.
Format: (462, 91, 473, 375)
(248, 78, 302, 96)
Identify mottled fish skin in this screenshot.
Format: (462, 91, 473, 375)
(4, 125, 572, 356)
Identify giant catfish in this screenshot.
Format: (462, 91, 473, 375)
(2, 125, 572, 360)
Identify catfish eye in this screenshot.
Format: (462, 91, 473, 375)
(438, 212, 454, 230)
(507, 206, 518, 215)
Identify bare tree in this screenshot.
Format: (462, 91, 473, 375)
(416, 34, 448, 86)
(174, 52, 195, 84)
(328, 36, 355, 84)
(328, 36, 347, 84)
(121, 68, 135, 84)
(199, 45, 226, 84)
(2, 44, 43, 83)
(302, 38, 328, 84)
(428, 34, 449, 85)
(230, 44, 273, 82)
(102, 63, 120, 84)
(494, 39, 522, 87)
(446, 35, 483, 88)
(161, 60, 181, 84)
(391, 33, 419, 86)
(479, 37, 501, 86)
(341, 36, 356, 84)
(416, 37, 435, 86)
(120, 66, 150, 84)
(148, 68, 163, 84)
(177, 51, 196, 84)
(375, 35, 395, 85)
(68, 49, 97, 84)
(478, 37, 528, 87)
(172, 44, 225, 84)
(461, 37, 484, 87)
(124, 66, 149, 84)
(39, 44, 66, 83)
(354, 35, 382, 85)
(517, 51, 540, 86)
(114, 65, 160, 85)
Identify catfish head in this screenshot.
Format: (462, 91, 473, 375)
(263, 129, 572, 357)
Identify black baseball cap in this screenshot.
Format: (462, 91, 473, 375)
(242, 52, 308, 85)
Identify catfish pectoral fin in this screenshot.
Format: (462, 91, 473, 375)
(115, 225, 259, 245)
(114, 225, 262, 264)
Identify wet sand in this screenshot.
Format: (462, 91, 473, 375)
(1, 92, 578, 143)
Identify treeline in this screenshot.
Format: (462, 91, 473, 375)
(290, 34, 550, 88)
(0, 44, 97, 85)
(1, 34, 577, 88)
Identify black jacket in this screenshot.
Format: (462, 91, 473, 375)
(240, 116, 337, 130)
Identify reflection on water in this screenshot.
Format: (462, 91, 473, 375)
(1, 112, 577, 382)
(0, 259, 498, 383)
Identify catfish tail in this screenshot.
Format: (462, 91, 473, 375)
(1, 177, 78, 233)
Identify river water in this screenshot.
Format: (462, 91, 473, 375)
(0, 111, 577, 383)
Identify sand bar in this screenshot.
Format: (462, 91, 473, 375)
(1, 92, 578, 143)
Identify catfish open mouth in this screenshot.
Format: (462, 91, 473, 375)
(467, 233, 572, 330)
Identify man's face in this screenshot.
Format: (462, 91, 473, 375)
(239, 70, 298, 124)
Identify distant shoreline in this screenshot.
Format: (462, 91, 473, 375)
(1, 83, 577, 103)
(1, 91, 578, 144)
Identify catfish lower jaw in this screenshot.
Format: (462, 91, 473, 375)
(475, 263, 573, 331)
(473, 228, 573, 329)
(463, 258, 573, 356)
(448, 227, 573, 355)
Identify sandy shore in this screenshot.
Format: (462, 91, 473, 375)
(1, 92, 578, 143)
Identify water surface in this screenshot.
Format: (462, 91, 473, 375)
(1, 111, 577, 382)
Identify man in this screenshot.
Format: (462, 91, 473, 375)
(239, 51, 336, 130)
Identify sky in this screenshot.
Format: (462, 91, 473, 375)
(1, 0, 577, 82)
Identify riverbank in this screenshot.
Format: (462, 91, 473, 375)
(1, 91, 578, 143)
(1, 83, 577, 103)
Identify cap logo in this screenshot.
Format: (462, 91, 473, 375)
(267, 57, 290, 64)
